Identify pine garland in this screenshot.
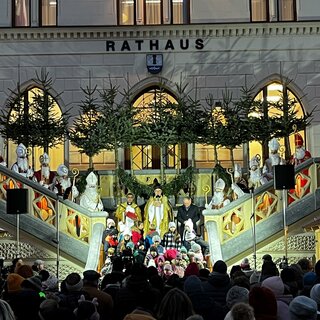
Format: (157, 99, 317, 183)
(117, 166, 194, 198)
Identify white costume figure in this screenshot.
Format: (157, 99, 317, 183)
(11, 143, 33, 178)
(248, 156, 267, 189)
(33, 153, 56, 190)
(231, 163, 247, 199)
(263, 138, 286, 181)
(206, 178, 230, 210)
(80, 172, 103, 211)
(55, 164, 79, 199)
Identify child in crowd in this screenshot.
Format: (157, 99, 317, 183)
(152, 235, 165, 254)
(131, 220, 144, 245)
(117, 228, 133, 254)
(162, 221, 182, 251)
(144, 223, 160, 251)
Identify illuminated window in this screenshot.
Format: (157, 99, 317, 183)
(125, 87, 188, 170)
(249, 82, 305, 160)
(40, 0, 57, 26)
(250, 0, 296, 21)
(118, 0, 188, 25)
(8, 87, 64, 171)
(14, 0, 30, 27)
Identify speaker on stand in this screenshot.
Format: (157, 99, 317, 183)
(6, 189, 28, 257)
(273, 165, 295, 265)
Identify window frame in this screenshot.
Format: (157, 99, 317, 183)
(276, 0, 297, 22)
(39, 0, 58, 27)
(12, 0, 31, 27)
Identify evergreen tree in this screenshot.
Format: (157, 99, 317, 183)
(0, 82, 38, 149)
(68, 84, 105, 169)
(31, 70, 70, 153)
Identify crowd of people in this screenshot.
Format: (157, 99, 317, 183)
(0, 253, 320, 319)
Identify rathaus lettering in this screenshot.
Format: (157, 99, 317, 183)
(106, 39, 204, 52)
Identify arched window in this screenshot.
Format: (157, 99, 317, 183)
(7, 87, 64, 171)
(249, 82, 305, 161)
(124, 87, 188, 170)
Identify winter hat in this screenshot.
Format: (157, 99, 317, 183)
(303, 271, 317, 286)
(191, 242, 201, 253)
(289, 295, 317, 320)
(169, 221, 176, 229)
(107, 218, 116, 228)
(83, 270, 101, 282)
(262, 276, 284, 296)
(33, 259, 44, 268)
(74, 295, 100, 320)
(126, 241, 135, 252)
(185, 262, 199, 277)
(184, 219, 194, 231)
(249, 271, 261, 285)
(180, 246, 188, 254)
(123, 227, 132, 237)
(310, 283, 320, 305)
(42, 274, 59, 291)
(39, 299, 59, 319)
(240, 258, 250, 270)
(249, 286, 277, 319)
(184, 275, 203, 295)
(184, 231, 196, 241)
(152, 235, 161, 243)
(226, 285, 249, 309)
(24, 275, 43, 291)
(65, 272, 83, 292)
(6, 273, 24, 293)
(16, 264, 33, 278)
(163, 264, 173, 272)
(164, 249, 178, 261)
(157, 255, 165, 264)
(213, 260, 227, 274)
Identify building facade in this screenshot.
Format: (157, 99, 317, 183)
(1, 0, 320, 203)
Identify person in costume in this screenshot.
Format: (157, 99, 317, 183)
(11, 143, 33, 179)
(290, 133, 312, 166)
(143, 185, 173, 238)
(115, 193, 142, 231)
(263, 137, 286, 181)
(206, 178, 230, 210)
(33, 153, 56, 190)
(177, 197, 200, 238)
(80, 172, 103, 211)
(54, 164, 79, 200)
(231, 163, 249, 200)
(33, 153, 56, 222)
(248, 155, 267, 189)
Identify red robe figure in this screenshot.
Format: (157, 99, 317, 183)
(290, 133, 312, 166)
(33, 153, 56, 190)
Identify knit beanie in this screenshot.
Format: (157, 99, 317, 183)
(65, 272, 83, 292)
(289, 295, 317, 320)
(304, 272, 317, 286)
(184, 231, 196, 241)
(169, 221, 176, 229)
(184, 275, 203, 295)
(191, 242, 201, 253)
(38, 299, 59, 319)
(180, 246, 188, 254)
(24, 275, 43, 291)
(213, 260, 227, 274)
(107, 218, 115, 228)
(249, 286, 277, 319)
(310, 283, 320, 305)
(42, 274, 59, 291)
(6, 273, 24, 293)
(249, 271, 261, 285)
(152, 235, 161, 243)
(261, 276, 284, 296)
(226, 285, 249, 309)
(185, 262, 199, 277)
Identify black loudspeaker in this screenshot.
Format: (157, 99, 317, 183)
(6, 189, 28, 214)
(273, 165, 295, 190)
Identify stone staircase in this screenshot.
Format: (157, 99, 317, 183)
(203, 158, 320, 266)
(0, 166, 107, 279)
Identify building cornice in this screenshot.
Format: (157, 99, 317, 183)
(1, 22, 320, 41)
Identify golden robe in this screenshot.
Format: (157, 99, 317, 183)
(115, 202, 142, 230)
(143, 195, 173, 238)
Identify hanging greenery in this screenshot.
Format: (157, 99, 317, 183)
(117, 166, 194, 199)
